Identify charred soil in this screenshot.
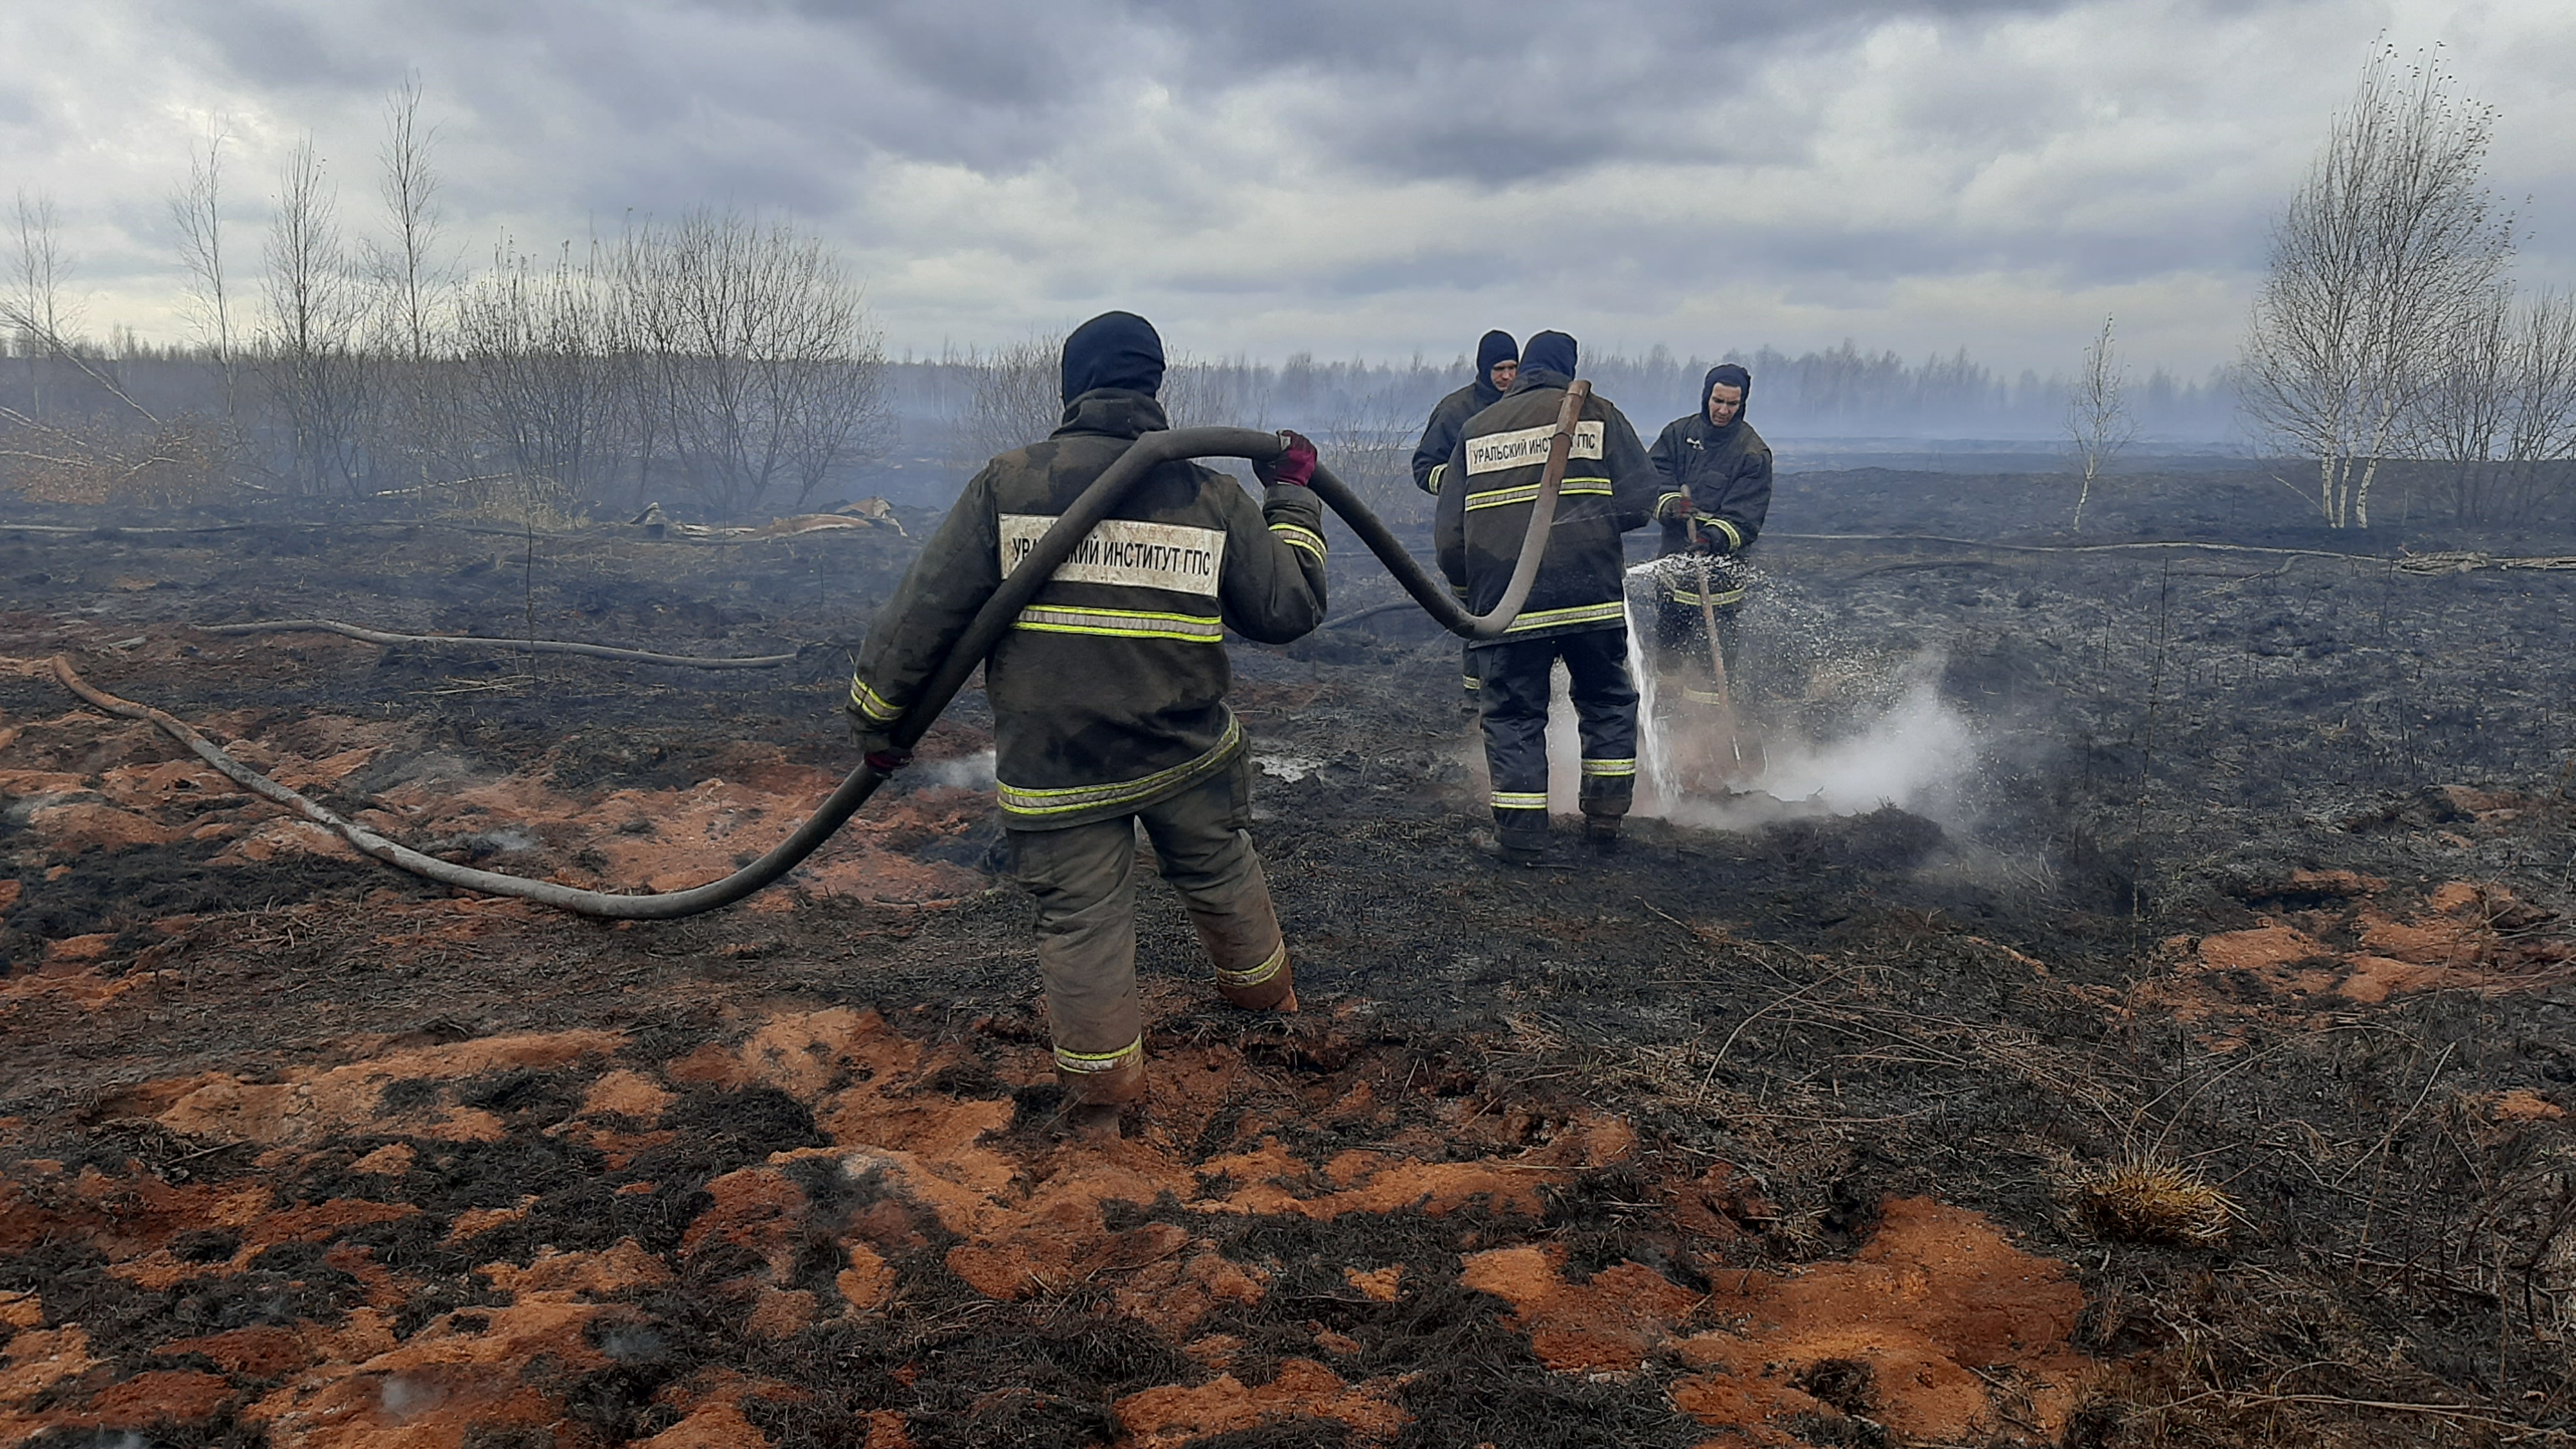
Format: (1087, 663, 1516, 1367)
(3, 468, 2575, 1447)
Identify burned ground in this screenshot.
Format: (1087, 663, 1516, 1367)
(3, 464, 2574, 1447)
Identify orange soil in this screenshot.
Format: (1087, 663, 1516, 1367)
(0, 699, 988, 912)
(1, 1004, 2096, 1446)
(2147, 866, 2573, 1019)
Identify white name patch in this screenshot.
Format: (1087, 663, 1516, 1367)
(1464, 420, 1605, 476)
(999, 513, 1226, 598)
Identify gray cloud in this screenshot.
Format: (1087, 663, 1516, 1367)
(1, 0, 2568, 374)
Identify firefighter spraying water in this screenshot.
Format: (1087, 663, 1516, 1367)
(1632, 363, 1774, 800)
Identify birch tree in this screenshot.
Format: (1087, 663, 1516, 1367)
(6, 190, 79, 417)
(2065, 314, 2133, 531)
(2237, 48, 2512, 528)
(2414, 286, 2576, 525)
(256, 138, 369, 495)
(368, 77, 455, 496)
(169, 123, 238, 413)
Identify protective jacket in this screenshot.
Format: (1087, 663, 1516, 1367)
(1410, 330, 1516, 495)
(1650, 410, 1772, 557)
(1434, 366, 1656, 639)
(849, 390, 1328, 829)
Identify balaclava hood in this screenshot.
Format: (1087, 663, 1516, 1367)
(1705, 363, 1752, 419)
(1061, 311, 1166, 404)
(1476, 330, 1519, 376)
(1519, 330, 1578, 381)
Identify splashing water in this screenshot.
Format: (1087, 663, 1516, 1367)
(1719, 662, 1976, 819)
(1608, 576, 1980, 828)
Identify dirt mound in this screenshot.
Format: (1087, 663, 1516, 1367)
(0, 1005, 2094, 1446)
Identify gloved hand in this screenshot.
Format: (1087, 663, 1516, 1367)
(848, 712, 909, 772)
(1660, 493, 1698, 520)
(1256, 430, 1317, 488)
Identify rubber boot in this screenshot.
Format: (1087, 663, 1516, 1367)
(1218, 949, 1298, 1014)
(1056, 1052, 1146, 1141)
(1496, 824, 1548, 868)
(1583, 813, 1624, 856)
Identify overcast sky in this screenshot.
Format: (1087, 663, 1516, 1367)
(3, 0, 2570, 376)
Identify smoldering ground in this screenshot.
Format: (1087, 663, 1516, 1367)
(2, 459, 2575, 1446)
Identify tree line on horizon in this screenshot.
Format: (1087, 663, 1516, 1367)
(6, 60, 2567, 529)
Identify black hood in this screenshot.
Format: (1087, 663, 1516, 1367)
(1061, 311, 1165, 404)
(1473, 330, 1519, 404)
(1520, 330, 1577, 381)
(1703, 363, 1751, 431)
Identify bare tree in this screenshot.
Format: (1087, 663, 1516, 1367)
(613, 207, 886, 517)
(954, 331, 1063, 468)
(169, 122, 238, 414)
(366, 77, 456, 498)
(1316, 382, 1424, 527)
(7, 190, 79, 416)
(3, 190, 226, 506)
(2065, 314, 2134, 531)
(455, 237, 614, 502)
(256, 137, 370, 495)
(2238, 48, 2513, 528)
(2414, 285, 2576, 525)
(1162, 352, 1265, 430)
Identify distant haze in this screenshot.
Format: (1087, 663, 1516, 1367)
(2, 2, 2571, 376)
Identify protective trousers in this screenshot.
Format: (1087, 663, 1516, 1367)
(1473, 629, 1638, 842)
(1648, 594, 1742, 712)
(1005, 756, 1292, 1086)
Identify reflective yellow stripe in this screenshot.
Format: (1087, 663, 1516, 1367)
(996, 715, 1242, 819)
(1420, 462, 1448, 495)
(1216, 940, 1287, 989)
(1462, 674, 1481, 690)
(1657, 491, 1687, 518)
(1464, 478, 1615, 512)
(1668, 587, 1747, 607)
(1503, 600, 1627, 634)
(849, 676, 902, 723)
(1013, 604, 1224, 643)
(1054, 1037, 1142, 1073)
(1581, 758, 1637, 777)
(1710, 518, 1743, 551)
(1270, 522, 1327, 558)
(1492, 790, 1549, 811)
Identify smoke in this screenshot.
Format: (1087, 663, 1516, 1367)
(1662, 658, 1978, 828)
(918, 750, 997, 790)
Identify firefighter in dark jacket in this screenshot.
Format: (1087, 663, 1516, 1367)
(847, 312, 1329, 1128)
(1642, 363, 1772, 712)
(1412, 330, 1519, 495)
(1412, 330, 1519, 703)
(1434, 331, 1658, 864)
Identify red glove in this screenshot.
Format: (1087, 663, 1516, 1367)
(1662, 495, 1697, 518)
(1256, 430, 1317, 488)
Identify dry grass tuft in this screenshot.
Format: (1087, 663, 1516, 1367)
(2072, 1157, 2237, 1245)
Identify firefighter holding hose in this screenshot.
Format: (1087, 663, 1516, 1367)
(1640, 363, 1773, 791)
(1435, 331, 1658, 866)
(1412, 331, 1519, 707)
(847, 312, 1328, 1133)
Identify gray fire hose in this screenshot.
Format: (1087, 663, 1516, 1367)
(53, 387, 1593, 920)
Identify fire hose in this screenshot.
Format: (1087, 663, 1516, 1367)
(50, 386, 1594, 920)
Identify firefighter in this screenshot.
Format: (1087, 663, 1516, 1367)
(1434, 330, 1658, 865)
(1643, 363, 1772, 729)
(846, 312, 1329, 1132)
(1412, 330, 1519, 706)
